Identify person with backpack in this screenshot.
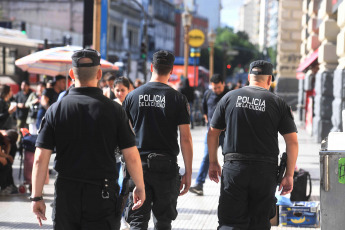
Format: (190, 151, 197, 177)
(189, 74, 229, 196)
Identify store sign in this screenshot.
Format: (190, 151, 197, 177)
(188, 29, 205, 47)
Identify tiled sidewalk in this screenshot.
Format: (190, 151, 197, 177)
(0, 122, 321, 229)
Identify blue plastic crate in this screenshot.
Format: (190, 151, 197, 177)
(279, 201, 320, 227)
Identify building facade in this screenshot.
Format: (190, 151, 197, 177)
(258, 0, 279, 52)
(238, 0, 261, 45)
(0, 0, 175, 82)
(276, 0, 302, 112)
(297, 0, 345, 142)
(0, 0, 84, 46)
(194, 0, 221, 31)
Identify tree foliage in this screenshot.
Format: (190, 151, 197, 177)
(199, 27, 263, 81)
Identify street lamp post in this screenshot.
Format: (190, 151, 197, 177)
(182, 10, 192, 79)
(92, 0, 101, 51)
(208, 30, 216, 81)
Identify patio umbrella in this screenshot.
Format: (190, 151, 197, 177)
(15, 46, 118, 76)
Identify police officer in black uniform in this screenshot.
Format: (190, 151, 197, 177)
(31, 48, 145, 229)
(123, 50, 193, 230)
(208, 60, 299, 230)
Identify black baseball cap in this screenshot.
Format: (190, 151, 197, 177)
(153, 50, 175, 67)
(249, 60, 275, 81)
(72, 48, 101, 67)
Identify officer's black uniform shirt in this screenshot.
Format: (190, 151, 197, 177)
(211, 86, 297, 157)
(36, 87, 136, 180)
(123, 82, 190, 156)
(203, 87, 229, 125)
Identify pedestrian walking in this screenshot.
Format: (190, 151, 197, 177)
(189, 74, 229, 195)
(103, 73, 116, 100)
(30, 48, 145, 229)
(0, 85, 16, 130)
(25, 82, 46, 134)
(208, 60, 299, 229)
(15, 80, 32, 131)
(36, 75, 66, 129)
(178, 78, 195, 129)
(122, 50, 193, 230)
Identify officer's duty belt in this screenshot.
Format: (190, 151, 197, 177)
(140, 153, 177, 163)
(224, 152, 277, 164)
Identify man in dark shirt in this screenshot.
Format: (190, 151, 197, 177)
(31, 49, 145, 229)
(123, 50, 193, 230)
(189, 74, 229, 196)
(36, 75, 66, 129)
(208, 60, 298, 229)
(15, 80, 32, 130)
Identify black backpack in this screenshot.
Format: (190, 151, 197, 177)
(290, 169, 312, 201)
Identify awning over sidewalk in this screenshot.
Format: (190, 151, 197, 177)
(296, 49, 319, 73)
(0, 35, 42, 49)
(0, 27, 42, 49)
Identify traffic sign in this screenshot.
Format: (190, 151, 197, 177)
(188, 29, 205, 47)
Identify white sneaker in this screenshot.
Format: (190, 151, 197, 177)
(120, 217, 130, 230)
(0, 186, 12, 196)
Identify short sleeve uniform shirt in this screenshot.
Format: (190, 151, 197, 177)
(36, 87, 136, 180)
(122, 82, 190, 156)
(211, 86, 297, 157)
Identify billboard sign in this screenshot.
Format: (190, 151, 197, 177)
(170, 65, 199, 89)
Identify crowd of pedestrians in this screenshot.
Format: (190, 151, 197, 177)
(0, 48, 298, 230)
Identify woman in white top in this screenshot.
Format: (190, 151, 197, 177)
(114, 77, 131, 105)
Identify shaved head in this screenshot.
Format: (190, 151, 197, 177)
(249, 67, 271, 83)
(72, 58, 100, 84)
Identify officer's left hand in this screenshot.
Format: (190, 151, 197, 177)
(179, 173, 191, 196)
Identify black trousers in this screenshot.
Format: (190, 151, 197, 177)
(0, 162, 10, 189)
(218, 160, 277, 230)
(53, 177, 121, 230)
(125, 163, 181, 230)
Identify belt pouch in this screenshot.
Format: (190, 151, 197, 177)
(147, 153, 173, 173)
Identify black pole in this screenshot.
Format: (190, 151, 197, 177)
(2, 47, 6, 75)
(83, 0, 93, 48)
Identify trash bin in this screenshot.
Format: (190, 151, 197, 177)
(320, 150, 345, 228)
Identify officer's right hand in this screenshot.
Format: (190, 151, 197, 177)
(132, 186, 145, 210)
(209, 161, 221, 183)
(32, 200, 47, 226)
(179, 173, 191, 196)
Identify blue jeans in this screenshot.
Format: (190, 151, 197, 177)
(36, 108, 46, 130)
(195, 128, 224, 186)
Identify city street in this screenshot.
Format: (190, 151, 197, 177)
(0, 114, 321, 230)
